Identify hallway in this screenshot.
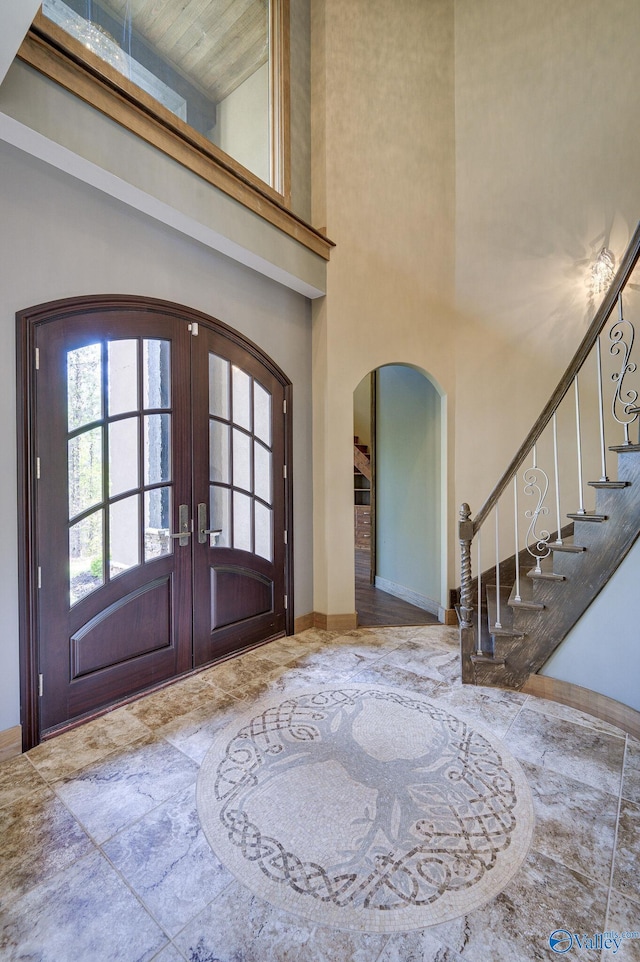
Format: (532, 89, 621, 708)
(1, 625, 638, 961)
(355, 548, 440, 626)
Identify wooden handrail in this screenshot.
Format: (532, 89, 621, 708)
(473, 221, 640, 534)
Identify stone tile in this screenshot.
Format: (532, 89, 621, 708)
(0, 849, 167, 962)
(0, 784, 94, 908)
(427, 682, 527, 738)
(504, 705, 626, 796)
(612, 798, 640, 905)
(173, 881, 389, 962)
(428, 849, 609, 962)
(151, 946, 187, 962)
(332, 626, 417, 649)
(382, 642, 461, 686)
(521, 759, 618, 883)
(53, 732, 199, 844)
(103, 784, 234, 936)
(379, 929, 465, 962)
(523, 694, 627, 738)
(349, 662, 448, 699)
(0, 753, 50, 810)
(157, 690, 246, 765)
(606, 891, 640, 961)
(287, 644, 382, 678)
(623, 737, 640, 804)
(262, 661, 351, 695)
(199, 655, 279, 696)
(27, 707, 151, 780)
(124, 675, 220, 730)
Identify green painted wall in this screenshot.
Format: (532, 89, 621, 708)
(376, 365, 441, 605)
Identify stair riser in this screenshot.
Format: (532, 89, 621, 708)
(551, 549, 586, 578)
(592, 487, 633, 516)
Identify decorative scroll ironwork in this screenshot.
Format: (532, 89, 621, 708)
(610, 294, 638, 445)
(523, 462, 551, 571)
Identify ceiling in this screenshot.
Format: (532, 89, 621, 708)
(99, 0, 269, 103)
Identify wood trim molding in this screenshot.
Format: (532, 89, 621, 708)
(314, 612, 359, 631)
(294, 612, 358, 632)
(523, 674, 640, 741)
(293, 612, 315, 633)
(17, 19, 333, 261)
(0, 725, 22, 761)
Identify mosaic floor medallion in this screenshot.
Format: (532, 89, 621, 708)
(196, 685, 534, 932)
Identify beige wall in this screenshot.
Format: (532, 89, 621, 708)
(311, 0, 640, 619)
(454, 0, 640, 523)
(311, 0, 457, 617)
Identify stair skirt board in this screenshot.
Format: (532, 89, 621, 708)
(523, 675, 640, 741)
(374, 577, 440, 617)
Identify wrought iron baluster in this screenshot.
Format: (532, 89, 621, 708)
(552, 413, 562, 543)
(476, 531, 482, 655)
(523, 444, 551, 573)
(494, 504, 501, 629)
(610, 292, 638, 446)
(574, 376, 586, 514)
(595, 337, 609, 481)
(513, 475, 521, 602)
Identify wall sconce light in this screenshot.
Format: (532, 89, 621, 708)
(590, 247, 615, 295)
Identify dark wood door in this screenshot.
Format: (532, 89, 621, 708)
(27, 298, 290, 739)
(191, 327, 287, 664)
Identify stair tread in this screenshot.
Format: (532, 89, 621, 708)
(490, 626, 525, 638)
(508, 577, 545, 610)
(527, 568, 566, 581)
(551, 541, 586, 553)
(588, 480, 631, 489)
(567, 512, 608, 522)
(610, 444, 640, 452)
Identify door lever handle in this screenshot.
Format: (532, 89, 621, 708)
(170, 504, 192, 547)
(197, 502, 222, 544)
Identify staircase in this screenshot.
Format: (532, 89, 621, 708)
(458, 225, 640, 696)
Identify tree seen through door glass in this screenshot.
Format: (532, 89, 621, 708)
(67, 336, 173, 605)
(208, 352, 274, 558)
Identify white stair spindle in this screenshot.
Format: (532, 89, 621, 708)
(553, 413, 562, 543)
(476, 532, 483, 656)
(574, 376, 586, 514)
(513, 475, 521, 602)
(596, 337, 608, 481)
(494, 504, 502, 629)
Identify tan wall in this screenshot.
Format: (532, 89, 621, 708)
(311, 0, 640, 617)
(454, 0, 640, 527)
(311, 0, 457, 617)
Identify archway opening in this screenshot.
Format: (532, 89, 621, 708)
(353, 364, 443, 627)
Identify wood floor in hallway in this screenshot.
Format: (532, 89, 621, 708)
(355, 547, 439, 626)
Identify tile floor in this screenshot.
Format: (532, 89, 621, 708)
(1, 625, 639, 962)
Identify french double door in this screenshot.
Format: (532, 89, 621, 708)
(21, 297, 291, 741)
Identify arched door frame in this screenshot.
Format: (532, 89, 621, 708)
(353, 361, 449, 621)
(17, 294, 294, 750)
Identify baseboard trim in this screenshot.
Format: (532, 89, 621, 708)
(315, 612, 359, 631)
(294, 612, 358, 632)
(523, 675, 640, 740)
(440, 608, 458, 626)
(293, 612, 315, 632)
(0, 724, 22, 761)
(374, 577, 440, 617)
